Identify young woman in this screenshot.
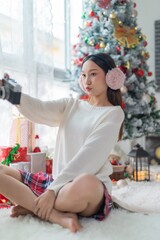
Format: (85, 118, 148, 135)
(0, 53, 125, 232)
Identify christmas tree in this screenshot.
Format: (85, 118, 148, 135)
(71, 0, 160, 140)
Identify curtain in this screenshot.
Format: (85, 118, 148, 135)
(0, 0, 55, 147)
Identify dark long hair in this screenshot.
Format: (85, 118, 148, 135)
(82, 53, 123, 140)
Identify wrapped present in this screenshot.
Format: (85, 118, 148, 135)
(28, 152, 46, 173)
(0, 144, 27, 165)
(0, 194, 12, 209)
(46, 158, 53, 175)
(9, 116, 35, 152)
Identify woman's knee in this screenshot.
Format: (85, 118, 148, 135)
(72, 173, 103, 196)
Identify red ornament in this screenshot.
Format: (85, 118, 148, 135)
(95, 15, 100, 21)
(116, 46, 121, 52)
(95, 44, 100, 49)
(86, 21, 92, 27)
(97, 0, 111, 9)
(119, 66, 127, 74)
(148, 71, 153, 76)
(143, 41, 148, 47)
(121, 101, 125, 110)
(137, 69, 144, 77)
(132, 68, 138, 73)
(89, 10, 95, 17)
(133, 2, 136, 8)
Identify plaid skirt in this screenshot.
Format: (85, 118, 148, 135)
(19, 170, 112, 221)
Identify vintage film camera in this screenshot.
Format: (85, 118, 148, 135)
(0, 74, 21, 104)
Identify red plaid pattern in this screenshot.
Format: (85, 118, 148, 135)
(19, 171, 53, 196)
(19, 171, 112, 221)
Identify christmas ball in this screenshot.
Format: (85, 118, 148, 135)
(100, 42, 106, 48)
(137, 69, 144, 77)
(121, 86, 128, 94)
(148, 71, 153, 76)
(97, 0, 111, 9)
(109, 12, 117, 19)
(89, 10, 95, 17)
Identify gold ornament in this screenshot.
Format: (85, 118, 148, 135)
(125, 61, 130, 69)
(89, 40, 94, 46)
(109, 12, 117, 19)
(155, 147, 160, 160)
(100, 42, 106, 48)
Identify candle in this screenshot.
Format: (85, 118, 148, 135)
(134, 170, 147, 181)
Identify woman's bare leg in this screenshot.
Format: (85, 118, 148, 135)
(55, 173, 104, 217)
(0, 173, 82, 232)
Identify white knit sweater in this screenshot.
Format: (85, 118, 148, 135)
(17, 94, 124, 195)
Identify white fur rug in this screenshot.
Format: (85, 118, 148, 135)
(0, 208, 160, 240)
(112, 181, 160, 213)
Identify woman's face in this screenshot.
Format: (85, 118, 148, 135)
(81, 60, 107, 97)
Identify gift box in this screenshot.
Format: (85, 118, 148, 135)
(0, 194, 12, 209)
(0, 145, 27, 165)
(27, 152, 46, 173)
(9, 116, 35, 152)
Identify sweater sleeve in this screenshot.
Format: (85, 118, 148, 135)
(16, 93, 69, 127)
(47, 107, 124, 195)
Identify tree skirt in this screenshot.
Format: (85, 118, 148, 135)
(112, 181, 160, 214)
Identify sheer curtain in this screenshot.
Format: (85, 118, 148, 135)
(0, 0, 56, 148)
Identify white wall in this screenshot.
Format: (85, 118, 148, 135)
(134, 0, 160, 107)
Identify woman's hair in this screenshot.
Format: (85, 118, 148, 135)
(82, 53, 123, 140)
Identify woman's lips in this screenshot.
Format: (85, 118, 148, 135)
(86, 87, 92, 91)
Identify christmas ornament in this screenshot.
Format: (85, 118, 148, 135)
(100, 42, 106, 48)
(110, 14, 140, 48)
(97, 0, 111, 9)
(137, 69, 144, 77)
(89, 10, 95, 17)
(125, 61, 130, 69)
(148, 71, 153, 76)
(121, 101, 125, 109)
(109, 12, 117, 19)
(143, 41, 148, 47)
(121, 85, 128, 94)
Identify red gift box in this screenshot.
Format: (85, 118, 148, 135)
(0, 146, 27, 164)
(46, 158, 52, 175)
(0, 194, 12, 209)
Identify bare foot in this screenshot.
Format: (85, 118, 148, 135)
(49, 211, 82, 233)
(10, 205, 33, 218)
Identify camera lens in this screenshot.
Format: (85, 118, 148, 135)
(0, 86, 6, 99)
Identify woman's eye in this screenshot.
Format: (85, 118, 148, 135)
(81, 74, 86, 78)
(91, 73, 96, 76)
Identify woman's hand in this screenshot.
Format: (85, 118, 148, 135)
(34, 190, 56, 221)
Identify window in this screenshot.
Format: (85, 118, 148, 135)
(0, 0, 83, 146)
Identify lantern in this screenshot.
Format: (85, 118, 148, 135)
(128, 144, 150, 181)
